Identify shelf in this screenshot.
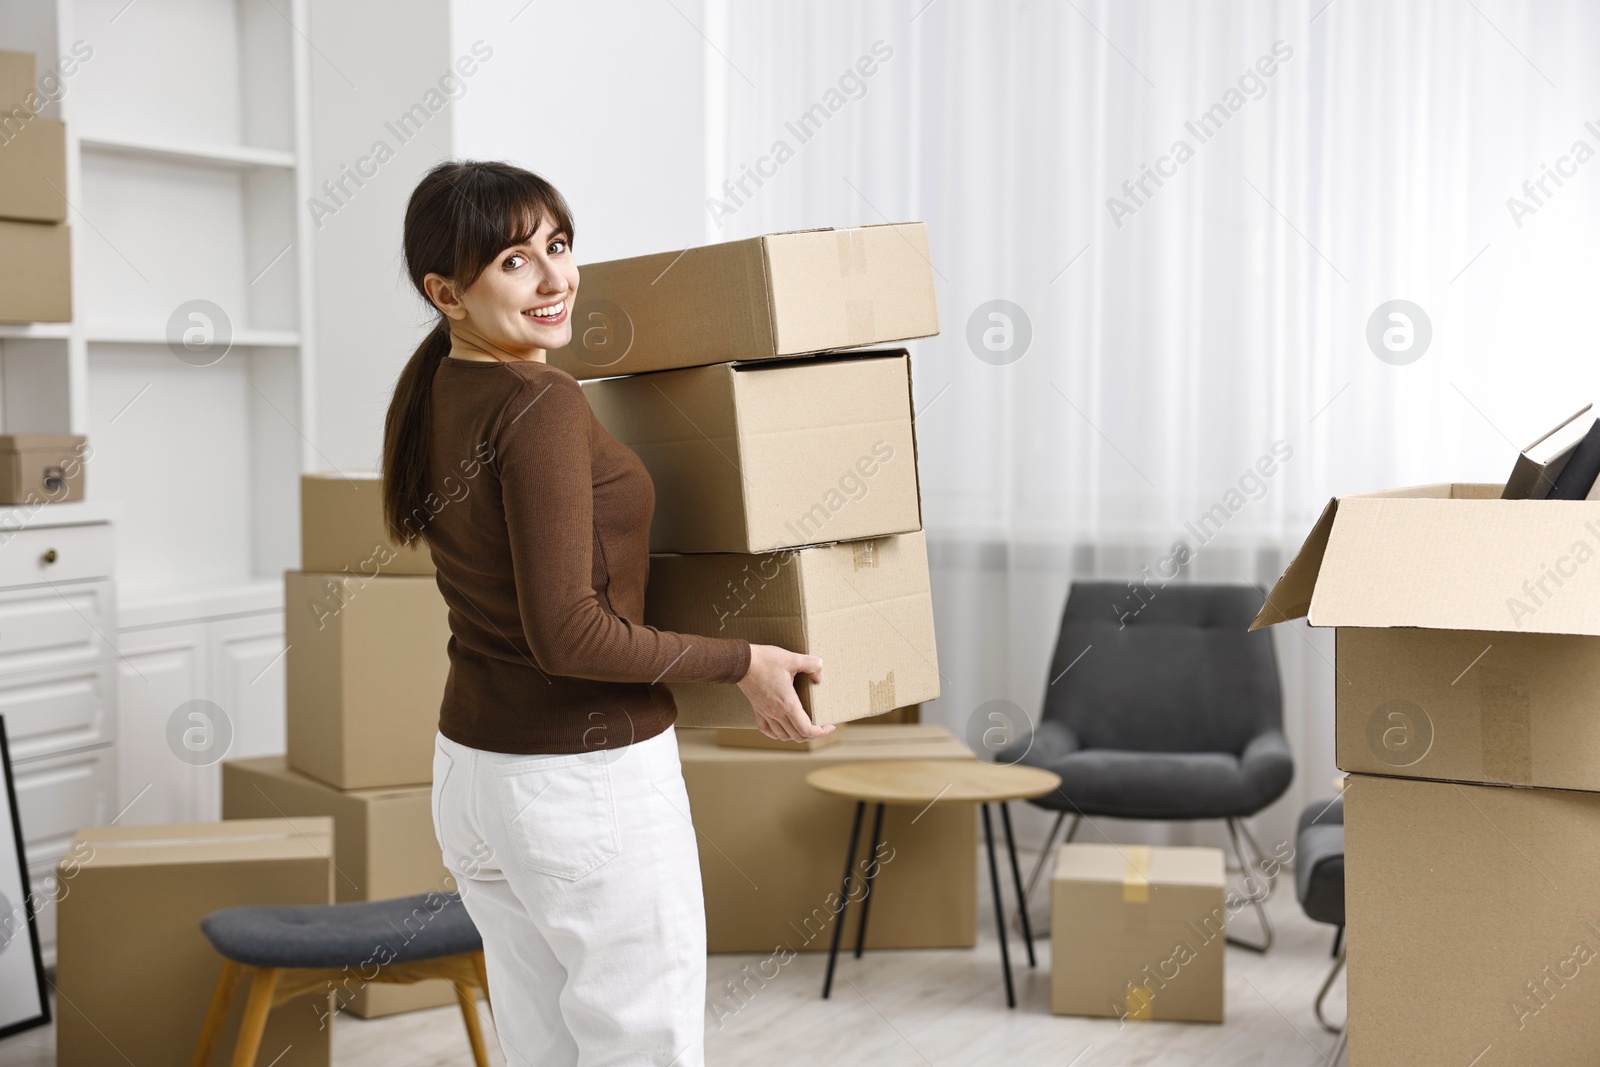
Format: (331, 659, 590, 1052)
(85, 327, 300, 347)
(0, 498, 122, 530)
(0, 323, 71, 340)
(78, 134, 296, 171)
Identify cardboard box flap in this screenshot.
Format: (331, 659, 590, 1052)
(1249, 495, 1338, 630)
(1052, 843, 1225, 888)
(763, 223, 939, 355)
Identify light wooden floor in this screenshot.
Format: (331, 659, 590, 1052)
(0, 848, 1347, 1067)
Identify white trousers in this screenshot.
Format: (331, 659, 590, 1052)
(431, 725, 707, 1067)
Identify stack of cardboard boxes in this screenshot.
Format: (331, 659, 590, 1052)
(0, 50, 71, 323)
(221, 472, 457, 1019)
(553, 222, 944, 728)
(1254, 482, 1600, 1063)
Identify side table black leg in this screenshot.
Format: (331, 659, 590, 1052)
(822, 800, 866, 999)
(999, 802, 1037, 967)
(853, 803, 886, 959)
(981, 802, 1017, 1009)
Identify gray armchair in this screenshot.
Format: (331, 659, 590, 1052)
(1006, 581, 1294, 950)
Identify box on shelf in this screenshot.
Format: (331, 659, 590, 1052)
(678, 723, 976, 954)
(1345, 773, 1600, 1065)
(549, 222, 939, 379)
(301, 471, 435, 576)
(284, 570, 450, 789)
(221, 756, 456, 1018)
(1049, 844, 1226, 1023)
(0, 50, 37, 113)
(582, 350, 923, 553)
(646, 531, 939, 727)
(0, 433, 85, 503)
(1252, 481, 1600, 792)
(0, 117, 66, 223)
(54, 818, 335, 1067)
(0, 218, 70, 323)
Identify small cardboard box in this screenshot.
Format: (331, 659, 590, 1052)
(1345, 773, 1600, 1065)
(0, 218, 70, 323)
(221, 756, 458, 1018)
(679, 723, 976, 955)
(301, 471, 435, 576)
(0, 118, 66, 222)
(549, 223, 939, 379)
(0, 433, 85, 503)
(645, 531, 939, 727)
(1252, 481, 1600, 792)
(1049, 844, 1226, 1023)
(55, 818, 335, 1067)
(285, 570, 450, 789)
(0, 50, 36, 111)
(582, 350, 923, 553)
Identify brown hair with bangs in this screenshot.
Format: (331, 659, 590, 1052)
(382, 159, 575, 547)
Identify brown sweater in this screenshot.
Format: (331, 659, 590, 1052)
(424, 354, 751, 754)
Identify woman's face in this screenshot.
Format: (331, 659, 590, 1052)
(427, 212, 579, 359)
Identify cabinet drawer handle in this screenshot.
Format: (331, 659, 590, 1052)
(41, 549, 58, 565)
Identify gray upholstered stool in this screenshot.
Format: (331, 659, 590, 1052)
(191, 891, 491, 1067)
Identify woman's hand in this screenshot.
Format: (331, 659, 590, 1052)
(736, 643, 829, 742)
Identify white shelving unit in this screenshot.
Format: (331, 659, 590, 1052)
(0, 0, 314, 959)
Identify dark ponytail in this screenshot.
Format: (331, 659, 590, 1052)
(382, 160, 575, 547)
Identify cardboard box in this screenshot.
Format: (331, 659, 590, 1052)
(301, 471, 435, 576)
(645, 531, 940, 727)
(678, 723, 977, 954)
(0, 118, 65, 222)
(0, 432, 85, 503)
(1345, 773, 1600, 1065)
(285, 570, 450, 789)
(0, 218, 69, 322)
(1252, 481, 1600, 791)
(0, 50, 37, 112)
(222, 756, 456, 1018)
(713, 725, 845, 751)
(582, 350, 923, 552)
(1049, 844, 1226, 1023)
(55, 818, 335, 1067)
(549, 223, 939, 379)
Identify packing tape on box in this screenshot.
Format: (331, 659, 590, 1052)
(868, 671, 897, 714)
(835, 228, 876, 346)
(1479, 661, 1533, 785)
(1123, 982, 1154, 1022)
(852, 540, 881, 570)
(1122, 845, 1152, 904)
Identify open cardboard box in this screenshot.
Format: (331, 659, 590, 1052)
(1253, 481, 1600, 792)
(549, 223, 939, 379)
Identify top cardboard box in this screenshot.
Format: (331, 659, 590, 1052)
(302, 471, 435, 575)
(548, 222, 940, 379)
(1253, 481, 1600, 792)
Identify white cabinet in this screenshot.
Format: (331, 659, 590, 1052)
(114, 585, 286, 828)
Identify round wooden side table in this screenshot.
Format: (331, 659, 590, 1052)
(805, 759, 1061, 1008)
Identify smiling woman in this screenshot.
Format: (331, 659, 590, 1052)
(377, 160, 823, 1067)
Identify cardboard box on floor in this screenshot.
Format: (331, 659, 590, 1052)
(1049, 844, 1226, 1023)
(0, 50, 36, 109)
(54, 817, 335, 1067)
(646, 531, 939, 727)
(222, 756, 457, 1019)
(284, 570, 450, 789)
(0, 433, 85, 503)
(301, 471, 435, 576)
(0, 117, 66, 222)
(1252, 481, 1600, 792)
(678, 723, 977, 954)
(1345, 773, 1600, 1065)
(0, 218, 69, 323)
(548, 222, 939, 379)
(582, 350, 923, 553)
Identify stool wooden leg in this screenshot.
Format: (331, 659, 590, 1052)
(472, 949, 493, 1017)
(191, 959, 241, 1067)
(230, 966, 280, 1067)
(454, 981, 490, 1067)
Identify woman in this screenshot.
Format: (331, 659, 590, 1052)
(382, 160, 827, 1066)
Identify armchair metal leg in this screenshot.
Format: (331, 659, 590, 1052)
(1329, 1026, 1349, 1064)
(1224, 819, 1274, 953)
(1314, 944, 1347, 1034)
(1014, 812, 1078, 936)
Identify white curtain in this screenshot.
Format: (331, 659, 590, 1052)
(703, 0, 1600, 852)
